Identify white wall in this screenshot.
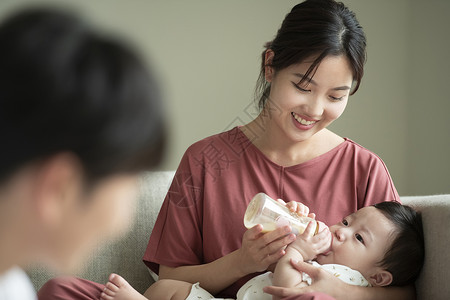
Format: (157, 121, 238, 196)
(0, 0, 448, 195)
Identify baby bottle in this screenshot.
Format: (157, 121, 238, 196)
(244, 193, 325, 236)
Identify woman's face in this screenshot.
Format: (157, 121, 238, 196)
(41, 173, 138, 272)
(265, 54, 353, 143)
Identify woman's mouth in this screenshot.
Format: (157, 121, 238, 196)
(291, 112, 318, 130)
(291, 112, 317, 125)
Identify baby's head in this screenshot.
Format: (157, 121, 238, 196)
(316, 202, 424, 287)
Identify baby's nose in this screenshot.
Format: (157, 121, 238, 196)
(335, 228, 346, 241)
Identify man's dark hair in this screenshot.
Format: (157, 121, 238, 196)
(0, 8, 165, 183)
(373, 201, 425, 286)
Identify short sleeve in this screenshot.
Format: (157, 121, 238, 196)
(142, 146, 204, 274)
(360, 152, 400, 207)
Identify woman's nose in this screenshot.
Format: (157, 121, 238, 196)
(304, 97, 324, 118)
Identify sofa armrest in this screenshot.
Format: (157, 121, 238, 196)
(401, 194, 450, 300)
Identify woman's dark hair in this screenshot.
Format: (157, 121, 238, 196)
(373, 202, 425, 286)
(256, 0, 367, 110)
(0, 8, 165, 183)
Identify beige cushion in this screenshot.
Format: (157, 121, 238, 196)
(402, 194, 450, 300)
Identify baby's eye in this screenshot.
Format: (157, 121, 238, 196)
(342, 219, 348, 226)
(355, 233, 365, 244)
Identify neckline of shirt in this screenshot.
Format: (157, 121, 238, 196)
(235, 126, 351, 170)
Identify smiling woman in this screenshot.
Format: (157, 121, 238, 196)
(138, 1, 408, 299)
(256, 55, 353, 161)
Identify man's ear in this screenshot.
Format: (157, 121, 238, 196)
(32, 153, 83, 226)
(264, 49, 275, 82)
(369, 270, 393, 287)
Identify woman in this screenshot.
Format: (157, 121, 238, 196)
(40, 0, 413, 299)
(143, 0, 411, 299)
(0, 8, 165, 299)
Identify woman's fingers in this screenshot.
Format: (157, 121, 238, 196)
(290, 259, 320, 278)
(244, 224, 264, 240)
(261, 225, 291, 245)
(240, 224, 297, 274)
(245, 225, 293, 253)
(259, 226, 296, 258)
(263, 261, 324, 297)
(262, 248, 286, 266)
(264, 233, 295, 256)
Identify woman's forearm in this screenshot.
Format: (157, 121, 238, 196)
(158, 249, 247, 295)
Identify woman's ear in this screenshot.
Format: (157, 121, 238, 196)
(264, 49, 275, 82)
(369, 270, 393, 287)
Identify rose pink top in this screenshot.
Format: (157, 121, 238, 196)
(143, 127, 399, 297)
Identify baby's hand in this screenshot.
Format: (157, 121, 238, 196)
(288, 221, 331, 261)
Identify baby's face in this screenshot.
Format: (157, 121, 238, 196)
(316, 206, 395, 281)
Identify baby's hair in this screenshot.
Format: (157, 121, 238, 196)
(373, 201, 425, 286)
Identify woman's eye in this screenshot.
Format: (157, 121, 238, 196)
(355, 233, 365, 244)
(292, 82, 311, 93)
(342, 219, 348, 226)
(330, 95, 344, 101)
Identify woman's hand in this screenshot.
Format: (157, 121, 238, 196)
(263, 259, 347, 298)
(237, 224, 296, 276)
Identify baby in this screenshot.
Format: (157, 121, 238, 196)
(100, 201, 425, 300)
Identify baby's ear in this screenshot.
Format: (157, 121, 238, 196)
(369, 270, 393, 287)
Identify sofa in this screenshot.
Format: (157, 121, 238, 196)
(28, 171, 450, 299)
